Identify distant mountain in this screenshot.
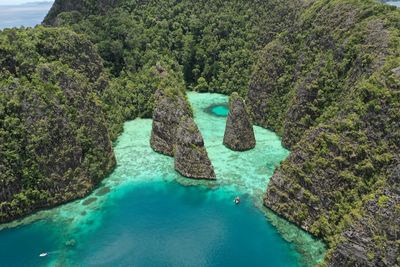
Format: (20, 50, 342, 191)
(0, 1, 53, 29)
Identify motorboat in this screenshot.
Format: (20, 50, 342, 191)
(234, 197, 240, 205)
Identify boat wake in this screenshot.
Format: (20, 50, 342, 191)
(39, 250, 60, 257)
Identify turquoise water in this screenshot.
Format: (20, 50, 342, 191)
(206, 104, 230, 117)
(0, 92, 325, 266)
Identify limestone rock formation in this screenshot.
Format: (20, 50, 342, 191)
(328, 166, 400, 266)
(150, 89, 216, 180)
(0, 28, 116, 223)
(251, 1, 400, 265)
(150, 90, 192, 156)
(174, 117, 216, 180)
(223, 92, 256, 151)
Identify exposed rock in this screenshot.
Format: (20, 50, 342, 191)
(223, 92, 256, 151)
(281, 62, 323, 148)
(155, 62, 167, 77)
(150, 90, 192, 156)
(150, 88, 215, 180)
(328, 165, 400, 267)
(174, 117, 216, 180)
(253, 1, 400, 265)
(391, 66, 400, 78)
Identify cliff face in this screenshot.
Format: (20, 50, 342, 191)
(150, 88, 215, 179)
(223, 92, 256, 151)
(174, 117, 216, 180)
(329, 166, 400, 266)
(150, 90, 192, 156)
(0, 27, 115, 223)
(250, 0, 400, 265)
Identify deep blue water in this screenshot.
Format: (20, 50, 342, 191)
(70, 182, 300, 266)
(0, 182, 300, 267)
(0, 2, 53, 29)
(0, 220, 59, 266)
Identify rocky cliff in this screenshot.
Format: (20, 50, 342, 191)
(223, 92, 255, 151)
(251, 0, 400, 265)
(0, 27, 116, 223)
(150, 88, 215, 179)
(329, 166, 400, 266)
(150, 89, 192, 156)
(174, 117, 216, 180)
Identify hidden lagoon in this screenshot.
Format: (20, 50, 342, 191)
(0, 92, 325, 267)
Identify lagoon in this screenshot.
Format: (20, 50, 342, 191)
(0, 92, 325, 266)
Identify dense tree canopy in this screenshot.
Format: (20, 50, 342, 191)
(48, 0, 302, 95)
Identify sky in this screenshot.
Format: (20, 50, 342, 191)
(0, 0, 53, 29)
(0, 0, 53, 5)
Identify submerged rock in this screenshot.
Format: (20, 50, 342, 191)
(174, 117, 216, 180)
(150, 90, 192, 156)
(65, 239, 77, 248)
(223, 92, 256, 151)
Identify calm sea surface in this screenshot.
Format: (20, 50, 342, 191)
(0, 2, 53, 29)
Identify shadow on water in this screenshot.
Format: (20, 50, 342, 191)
(204, 102, 230, 117)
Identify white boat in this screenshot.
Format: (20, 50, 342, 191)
(39, 252, 48, 257)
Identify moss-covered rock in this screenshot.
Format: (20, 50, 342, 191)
(254, 0, 400, 264)
(0, 27, 115, 223)
(223, 92, 255, 151)
(329, 166, 400, 266)
(150, 89, 192, 156)
(174, 117, 216, 180)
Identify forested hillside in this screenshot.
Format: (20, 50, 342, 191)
(0, 0, 399, 265)
(44, 0, 302, 95)
(0, 27, 115, 222)
(0, 25, 186, 222)
(250, 1, 400, 265)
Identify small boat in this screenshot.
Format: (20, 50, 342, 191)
(39, 252, 48, 257)
(234, 197, 240, 205)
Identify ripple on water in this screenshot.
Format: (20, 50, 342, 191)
(0, 92, 325, 267)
